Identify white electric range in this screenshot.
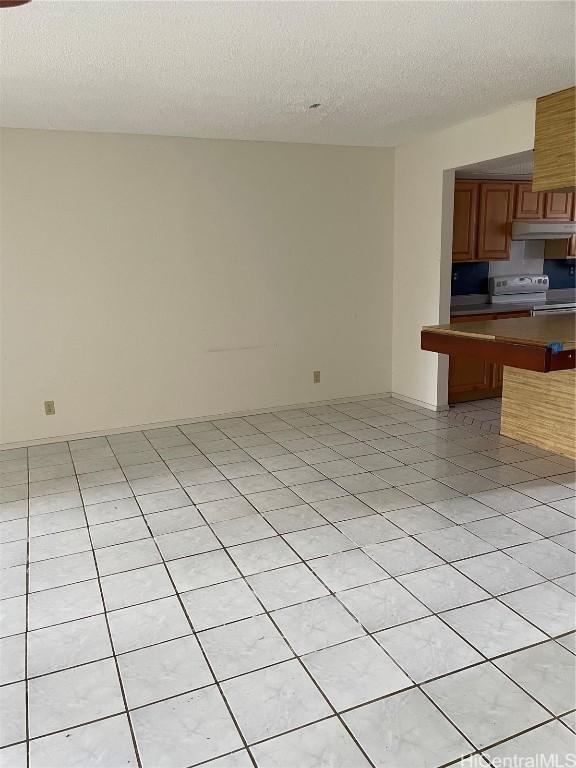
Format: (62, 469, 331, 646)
(488, 274, 576, 316)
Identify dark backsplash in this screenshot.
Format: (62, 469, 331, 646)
(451, 262, 489, 295)
(547, 259, 576, 289)
(452, 260, 575, 295)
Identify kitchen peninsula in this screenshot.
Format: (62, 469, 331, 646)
(422, 314, 576, 458)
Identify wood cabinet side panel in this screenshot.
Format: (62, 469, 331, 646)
(501, 367, 576, 459)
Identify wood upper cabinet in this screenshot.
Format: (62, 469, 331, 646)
(452, 179, 574, 262)
(452, 181, 479, 261)
(544, 235, 576, 259)
(477, 182, 515, 261)
(543, 192, 576, 258)
(544, 191, 574, 220)
(515, 183, 544, 219)
(513, 184, 573, 221)
(452, 180, 513, 261)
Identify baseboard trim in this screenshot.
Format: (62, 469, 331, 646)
(391, 392, 448, 413)
(1, 391, 393, 451)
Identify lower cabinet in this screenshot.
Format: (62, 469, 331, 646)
(448, 355, 498, 403)
(448, 311, 531, 403)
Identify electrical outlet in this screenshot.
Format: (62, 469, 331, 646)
(313, 370, 321, 384)
(44, 400, 55, 416)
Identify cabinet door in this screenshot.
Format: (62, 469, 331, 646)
(452, 181, 479, 261)
(448, 313, 494, 403)
(477, 182, 515, 260)
(448, 355, 495, 403)
(544, 236, 576, 259)
(515, 183, 544, 219)
(544, 191, 574, 220)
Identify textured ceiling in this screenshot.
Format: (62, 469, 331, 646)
(456, 150, 534, 178)
(0, 1, 574, 146)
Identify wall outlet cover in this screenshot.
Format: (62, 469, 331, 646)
(313, 370, 321, 384)
(44, 400, 55, 416)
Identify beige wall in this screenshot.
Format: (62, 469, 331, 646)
(0, 129, 394, 444)
(0, 101, 539, 444)
(392, 101, 536, 408)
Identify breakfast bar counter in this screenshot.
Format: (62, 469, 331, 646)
(422, 315, 576, 459)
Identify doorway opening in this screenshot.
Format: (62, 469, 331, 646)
(441, 150, 576, 417)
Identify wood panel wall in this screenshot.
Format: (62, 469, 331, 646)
(533, 86, 576, 192)
(501, 367, 576, 459)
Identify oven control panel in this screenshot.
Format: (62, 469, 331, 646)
(489, 274, 549, 296)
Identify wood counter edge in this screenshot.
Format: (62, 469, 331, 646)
(421, 329, 576, 373)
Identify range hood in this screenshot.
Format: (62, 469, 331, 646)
(511, 220, 576, 240)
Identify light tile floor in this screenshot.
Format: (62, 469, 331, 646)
(1, 396, 575, 768)
(449, 398, 502, 434)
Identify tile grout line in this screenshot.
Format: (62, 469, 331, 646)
(164, 422, 382, 767)
(8, 403, 575, 531)
(176, 424, 569, 763)
(24, 445, 32, 768)
(105, 432, 261, 768)
(68, 445, 144, 768)
(7, 399, 571, 502)
(9, 513, 575, 623)
(5, 511, 576, 626)
(10, 499, 575, 555)
(259, 500, 569, 758)
(4, 492, 572, 656)
(7, 583, 576, 696)
(167, 411, 576, 757)
(1, 397, 574, 763)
